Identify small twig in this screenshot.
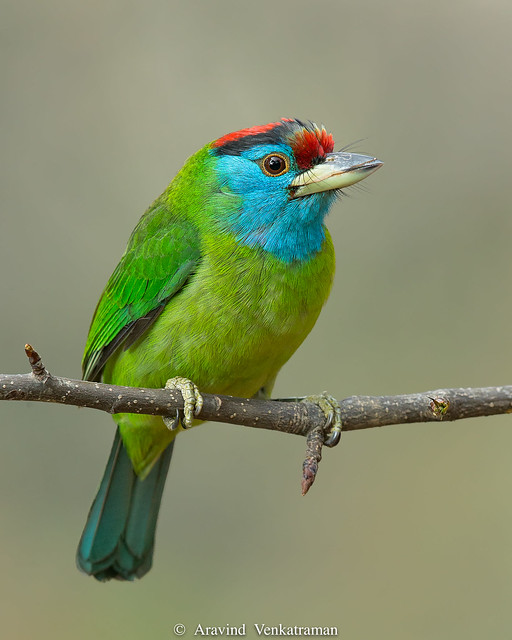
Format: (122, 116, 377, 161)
(302, 426, 325, 495)
(24, 344, 50, 382)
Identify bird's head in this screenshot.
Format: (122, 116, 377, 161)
(199, 119, 382, 262)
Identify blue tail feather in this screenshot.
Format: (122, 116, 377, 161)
(77, 428, 173, 581)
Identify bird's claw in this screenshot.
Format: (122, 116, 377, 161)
(303, 392, 342, 447)
(163, 377, 204, 430)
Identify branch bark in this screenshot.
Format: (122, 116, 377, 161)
(2, 345, 512, 493)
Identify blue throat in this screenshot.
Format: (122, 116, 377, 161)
(212, 145, 337, 263)
(232, 190, 335, 262)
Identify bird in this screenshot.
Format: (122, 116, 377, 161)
(76, 118, 382, 581)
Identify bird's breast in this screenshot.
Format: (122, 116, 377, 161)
(173, 232, 334, 393)
(115, 231, 335, 398)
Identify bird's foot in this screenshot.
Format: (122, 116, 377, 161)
(163, 377, 204, 430)
(302, 392, 342, 447)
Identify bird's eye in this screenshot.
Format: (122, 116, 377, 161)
(260, 153, 289, 177)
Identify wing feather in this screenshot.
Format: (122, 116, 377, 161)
(82, 204, 200, 382)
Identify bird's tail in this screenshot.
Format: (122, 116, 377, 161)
(76, 428, 174, 581)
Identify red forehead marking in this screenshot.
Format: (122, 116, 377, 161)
(291, 128, 335, 170)
(212, 119, 294, 148)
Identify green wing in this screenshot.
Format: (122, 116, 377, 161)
(83, 204, 201, 382)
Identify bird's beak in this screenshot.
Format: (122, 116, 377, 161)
(289, 152, 383, 198)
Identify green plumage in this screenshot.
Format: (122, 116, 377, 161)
(77, 120, 381, 580)
(83, 146, 335, 477)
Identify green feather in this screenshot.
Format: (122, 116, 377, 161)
(79, 142, 336, 580)
(105, 229, 335, 476)
(76, 428, 174, 581)
(83, 144, 336, 475)
(82, 204, 201, 381)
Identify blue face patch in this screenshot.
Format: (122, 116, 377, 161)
(212, 144, 337, 262)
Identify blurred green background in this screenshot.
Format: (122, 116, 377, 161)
(2, 0, 512, 638)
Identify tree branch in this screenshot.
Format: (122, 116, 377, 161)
(2, 345, 511, 493)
